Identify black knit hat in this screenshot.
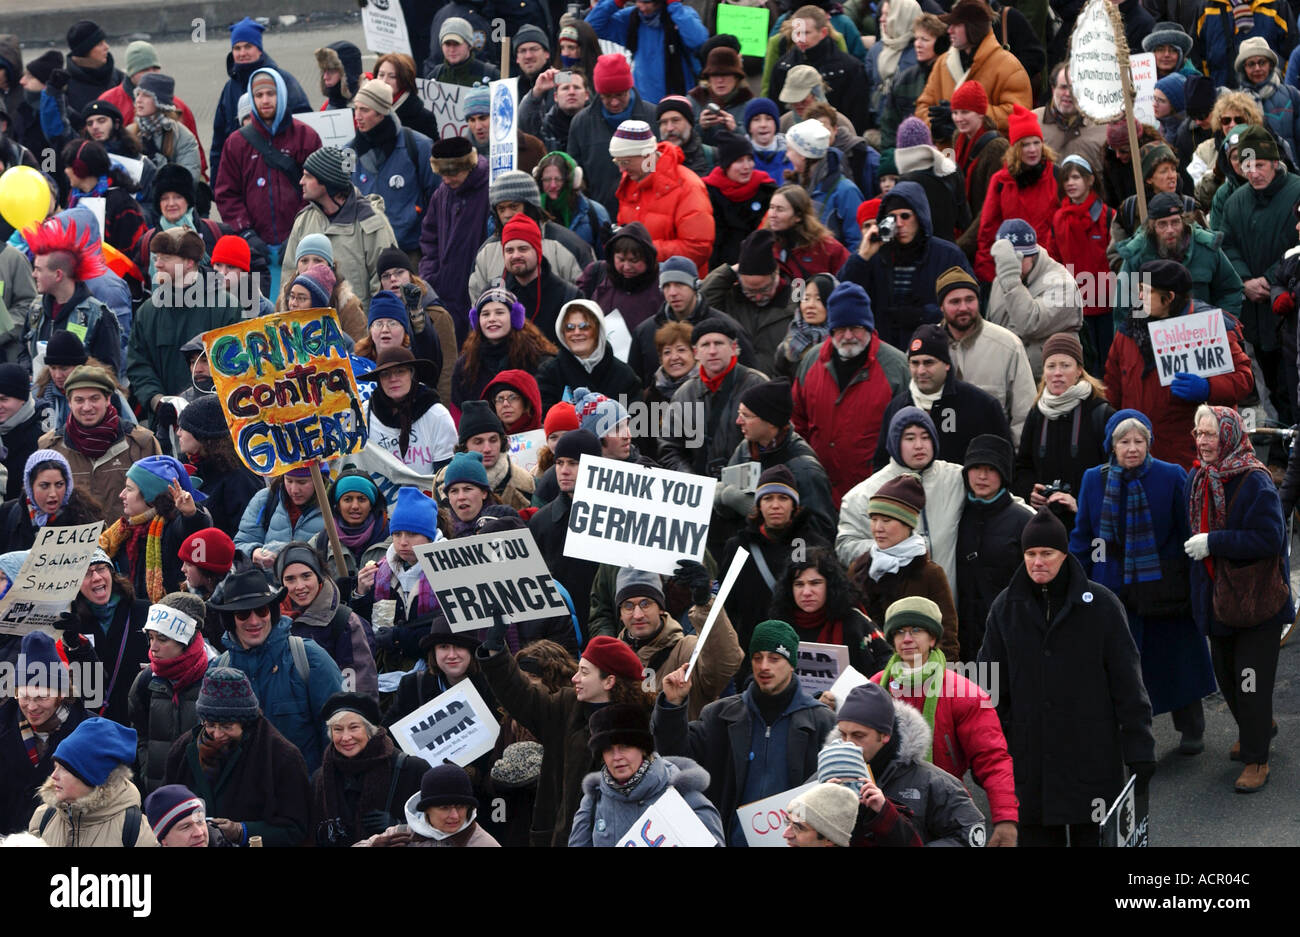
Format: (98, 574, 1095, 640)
(587, 703, 654, 754)
(1185, 75, 1216, 121)
(0, 364, 29, 401)
(178, 394, 228, 441)
(319, 691, 382, 727)
(153, 163, 196, 212)
(376, 246, 414, 276)
(740, 378, 794, 428)
(25, 50, 64, 85)
(43, 330, 88, 367)
(737, 228, 777, 275)
(1139, 259, 1192, 295)
(457, 398, 505, 445)
(554, 428, 601, 461)
(691, 316, 738, 344)
(715, 130, 753, 170)
(962, 433, 1014, 488)
(82, 99, 123, 126)
(907, 324, 951, 365)
(67, 20, 106, 58)
(416, 764, 478, 811)
(1021, 506, 1069, 553)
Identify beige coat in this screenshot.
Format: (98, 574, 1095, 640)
(618, 599, 744, 721)
(39, 424, 162, 526)
(916, 32, 1033, 134)
(29, 766, 159, 847)
(943, 316, 1037, 446)
(985, 244, 1083, 379)
(280, 192, 399, 309)
(434, 453, 536, 511)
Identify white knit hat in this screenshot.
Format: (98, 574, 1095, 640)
(609, 120, 657, 158)
(788, 118, 832, 159)
(787, 783, 859, 846)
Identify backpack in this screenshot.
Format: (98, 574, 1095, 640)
(39, 803, 141, 846)
(217, 635, 311, 684)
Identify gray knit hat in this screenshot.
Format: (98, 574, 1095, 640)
(615, 568, 665, 609)
(195, 668, 260, 723)
(489, 169, 542, 210)
(303, 145, 353, 196)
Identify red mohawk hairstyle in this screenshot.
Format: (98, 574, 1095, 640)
(22, 217, 107, 282)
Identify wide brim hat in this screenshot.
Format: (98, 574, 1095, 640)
(207, 567, 286, 612)
(359, 346, 436, 387)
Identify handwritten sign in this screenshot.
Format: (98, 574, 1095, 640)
(507, 428, 546, 474)
(489, 77, 518, 183)
(415, 529, 568, 632)
(1068, 0, 1126, 122)
(716, 3, 771, 58)
(1147, 308, 1233, 386)
(1129, 52, 1157, 129)
(143, 604, 198, 645)
(390, 679, 499, 765)
(203, 308, 366, 476)
(361, 0, 413, 56)
(416, 79, 469, 139)
(295, 109, 356, 150)
(737, 782, 818, 847)
(795, 642, 849, 695)
(565, 456, 713, 576)
(619, 787, 718, 846)
(0, 523, 105, 636)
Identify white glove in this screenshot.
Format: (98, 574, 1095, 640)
(1183, 534, 1210, 560)
(990, 237, 1021, 275)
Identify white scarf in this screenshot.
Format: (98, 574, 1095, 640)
(867, 533, 929, 580)
(893, 143, 959, 178)
(1036, 380, 1093, 419)
(876, 0, 921, 82)
(908, 379, 943, 411)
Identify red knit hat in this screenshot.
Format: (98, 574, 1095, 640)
(501, 213, 542, 258)
(857, 197, 882, 228)
(593, 53, 633, 95)
(582, 635, 644, 682)
(178, 527, 236, 574)
(950, 80, 988, 116)
(1007, 104, 1043, 145)
(211, 235, 251, 273)
(544, 401, 579, 437)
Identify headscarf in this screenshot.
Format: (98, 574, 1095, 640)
(1097, 409, 1160, 585)
(876, 0, 922, 83)
(1187, 406, 1265, 532)
(23, 449, 74, 528)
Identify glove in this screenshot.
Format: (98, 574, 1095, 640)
(360, 809, 391, 835)
(49, 68, 69, 92)
(481, 608, 511, 653)
(989, 237, 1021, 276)
(1183, 533, 1210, 560)
(1273, 292, 1297, 318)
(715, 481, 753, 516)
(1128, 761, 1157, 795)
(928, 101, 954, 142)
(673, 559, 712, 606)
(1170, 371, 1210, 402)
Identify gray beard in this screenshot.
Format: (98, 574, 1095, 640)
(1155, 232, 1190, 259)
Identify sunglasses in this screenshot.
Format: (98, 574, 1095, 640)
(564, 321, 593, 332)
(233, 604, 273, 621)
(1221, 115, 1244, 127)
(889, 211, 914, 221)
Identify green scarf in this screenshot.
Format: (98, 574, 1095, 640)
(878, 647, 945, 763)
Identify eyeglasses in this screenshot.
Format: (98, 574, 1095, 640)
(894, 626, 928, 637)
(233, 604, 273, 621)
(202, 721, 239, 733)
(372, 319, 401, 332)
(1191, 430, 1218, 440)
(739, 278, 779, 299)
(620, 599, 656, 613)
(494, 392, 522, 405)
(564, 322, 593, 332)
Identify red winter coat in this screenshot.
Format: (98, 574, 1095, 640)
(98, 84, 208, 182)
(615, 142, 715, 277)
(1045, 192, 1114, 318)
(870, 666, 1019, 824)
(792, 332, 898, 508)
(774, 233, 850, 282)
(213, 117, 321, 247)
(1104, 317, 1254, 469)
(975, 162, 1060, 282)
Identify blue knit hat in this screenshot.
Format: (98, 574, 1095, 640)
(295, 232, 334, 265)
(0, 551, 28, 589)
(743, 97, 780, 131)
(463, 83, 491, 118)
(826, 281, 874, 332)
(229, 17, 265, 50)
(52, 717, 137, 786)
(995, 218, 1038, 255)
(127, 455, 207, 504)
(1155, 73, 1186, 114)
(367, 290, 413, 337)
(18, 631, 69, 693)
(443, 451, 490, 491)
(572, 386, 629, 438)
(389, 486, 440, 541)
(1104, 408, 1154, 447)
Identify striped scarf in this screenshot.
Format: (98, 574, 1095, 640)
(100, 511, 167, 601)
(1098, 457, 1162, 585)
(18, 705, 67, 767)
(1232, 0, 1255, 32)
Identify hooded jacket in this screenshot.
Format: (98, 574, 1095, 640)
(1045, 191, 1114, 318)
(358, 791, 500, 846)
(585, 0, 709, 104)
(570, 755, 724, 846)
(419, 154, 491, 320)
(38, 422, 161, 528)
(873, 370, 1011, 472)
(577, 221, 664, 337)
(536, 300, 643, 412)
(807, 147, 866, 253)
(349, 117, 437, 252)
(896, 144, 971, 243)
(615, 141, 715, 278)
(211, 52, 312, 183)
(30, 764, 158, 846)
(985, 248, 1084, 377)
(281, 189, 399, 309)
(214, 67, 322, 247)
(915, 30, 1034, 135)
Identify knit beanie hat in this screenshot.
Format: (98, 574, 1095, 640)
(178, 394, 228, 441)
(304, 146, 353, 196)
(332, 474, 379, 509)
(995, 218, 1038, 255)
(743, 97, 780, 130)
(788, 119, 831, 159)
(489, 169, 542, 209)
(515, 24, 551, 52)
(739, 378, 794, 428)
(230, 17, 266, 50)
(715, 131, 754, 170)
(1235, 35, 1278, 72)
(25, 51, 64, 85)
(1041, 331, 1084, 366)
(963, 433, 1014, 488)
(293, 263, 336, 308)
(816, 739, 872, 788)
(127, 454, 207, 504)
(196, 667, 261, 723)
(1154, 74, 1186, 114)
(144, 785, 205, 841)
(237, 92, 253, 123)
(868, 473, 926, 529)
(737, 228, 778, 275)
(1106, 119, 1130, 149)
(136, 72, 176, 111)
(1007, 104, 1043, 145)
(67, 20, 106, 58)
(755, 464, 799, 505)
(878, 149, 898, 177)
(1140, 142, 1179, 181)
(458, 399, 505, 444)
(178, 527, 236, 574)
(389, 486, 440, 541)
(659, 255, 698, 288)
(143, 593, 206, 646)
(544, 402, 580, 438)
(553, 428, 601, 461)
(609, 119, 657, 158)
(463, 83, 492, 118)
(750, 619, 799, 666)
(124, 41, 160, 77)
(838, 682, 894, 734)
(907, 323, 951, 365)
(295, 232, 335, 265)
(367, 290, 413, 336)
(1233, 123, 1279, 161)
(883, 595, 944, 642)
(587, 703, 654, 755)
(788, 783, 859, 846)
(895, 116, 933, 149)
(274, 541, 325, 586)
(615, 567, 665, 609)
(0, 364, 29, 401)
(416, 764, 478, 811)
(444, 450, 491, 491)
(52, 717, 136, 786)
(501, 212, 543, 258)
(470, 286, 524, 333)
(857, 198, 882, 228)
(826, 281, 874, 332)
(376, 247, 414, 276)
(581, 634, 645, 682)
(950, 80, 988, 115)
(935, 265, 979, 305)
(691, 316, 739, 344)
(209, 234, 252, 276)
(1021, 506, 1069, 553)
(593, 53, 634, 94)
(1185, 74, 1216, 121)
(353, 77, 394, 116)
(18, 631, 69, 694)
(573, 386, 629, 438)
(656, 95, 696, 126)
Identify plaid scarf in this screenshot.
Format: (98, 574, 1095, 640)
(1187, 406, 1265, 533)
(1098, 458, 1162, 585)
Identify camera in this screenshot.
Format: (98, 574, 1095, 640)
(1041, 479, 1072, 498)
(706, 103, 722, 113)
(400, 282, 422, 310)
(871, 216, 898, 244)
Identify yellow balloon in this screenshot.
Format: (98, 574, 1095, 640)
(0, 166, 52, 232)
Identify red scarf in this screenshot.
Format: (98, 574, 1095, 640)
(793, 607, 844, 646)
(149, 633, 209, 704)
(699, 356, 738, 394)
(64, 404, 122, 459)
(702, 166, 774, 202)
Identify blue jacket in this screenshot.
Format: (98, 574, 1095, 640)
(569, 755, 724, 846)
(1198, 0, 1293, 88)
(235, 487, 326, 559)
(864, 42, 918, 122)
(1239, 71, 1300, 167)
(215, 619, 343, 772)
(566, 193, 611, 252)
(210, 51, 312, 183)
(808, 148, 864, 252)
(350, 120, 438, 252)
(752, 136, 794, 187)
(585, 0, 710, 104)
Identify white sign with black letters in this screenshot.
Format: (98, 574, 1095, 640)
(390, 680, 499, 764)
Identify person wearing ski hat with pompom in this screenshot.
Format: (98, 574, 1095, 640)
(975, 104, 1059, 284)
(566, 54, 658, 217)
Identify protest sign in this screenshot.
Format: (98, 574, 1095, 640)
(361, 0, 412, 56)
(1129, 52, 1156, 128)
(391, 679, 500, 765)
(737, 782, 818, 848)
(684, 547, 747, 681)
(203, 308, 366, 476)
(507, 429, 546, 474)
(489, 77, 519, 182)
(1068, 0, 1126, 122)
(0, 523, 105, 636)
(795, 642, 850, 695)
(81, 197, 105, 245)
(336, 445, 436, 504)
(108, 154, 144, 184)
(1147, 308, 1234, 386)
(416, 79, 469, 139)
(1101, 775, 1148, 846)
(415, 529, 569, 632)
(295, 109, 356, 150)
(144, 604, 198, 645)
(827, 665, 871, 710)
(716, 3, 770, 58)
(565, 456, 713, 575)
(619, 787, 718, 846)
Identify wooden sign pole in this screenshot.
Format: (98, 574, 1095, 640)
(501, 36, 511, 80)
(309, 461, 350, 579)
(1110, 1, 1146, 224)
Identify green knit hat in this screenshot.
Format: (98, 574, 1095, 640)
(883, 596, 944, 642)
(750, 619, 799, 666)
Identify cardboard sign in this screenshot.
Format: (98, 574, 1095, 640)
(619, 787, 718, 846)
(81, 197, 105, 245)
(416, 79, 469, 139)
(361, 0, 413, 56)
(390, 679, 499, 765)
(1147, 308, 1234, 386)
(0, 523, 105, 636)
(488, 77, 519, 183)
(295, 109, 357, 151)
(795, 642, 850, 695)
(203, 308, 367, 476)
(507, 429, 546, 474)
(716, 3, 771, 58)
(827, 665, 871, 710)
(1068, 0, 1126, 122)
(565, 456, 713, 576)
(1129, 52, 1157, 129)
(1101, 775, 1148, 847)
(737, 782, 818, 847)
(415, 529, 568, 632)
(684, 546, 747, 681)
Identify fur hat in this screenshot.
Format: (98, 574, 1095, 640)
(587, 703, 654, 754)
(431, 136, 477, 176)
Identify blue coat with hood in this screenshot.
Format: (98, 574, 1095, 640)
(836, 181, 974, 350)
(235, 486, 326, 560)
(569, 755, 724, 846)
(215, 618, 344, 772)
(211, 48, 312, 183)
(349, 117, 438, 252)
(585, 0, 710, 105)
(808, 147, 864, 252)
(1197, 0, 1293, 89)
